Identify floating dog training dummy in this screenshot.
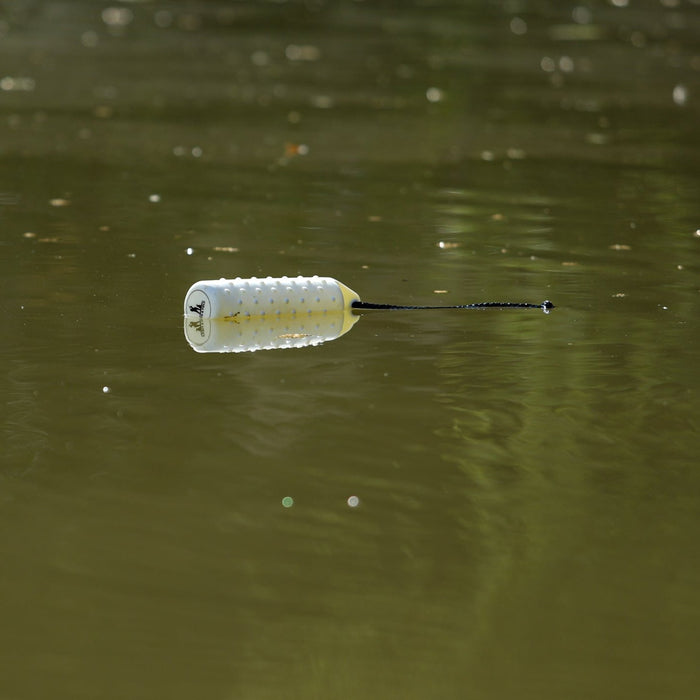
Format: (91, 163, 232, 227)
(184, 276, 553, 353)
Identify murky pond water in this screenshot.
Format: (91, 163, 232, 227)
(2, 1, 700, 698)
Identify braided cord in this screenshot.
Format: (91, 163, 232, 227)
(353, 300, 554, 312)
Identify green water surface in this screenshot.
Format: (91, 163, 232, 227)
(2, 2, 700, 698)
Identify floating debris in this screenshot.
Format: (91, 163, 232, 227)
(284, 142, 309, 157)
(609, 243, 631, 250)
(49, 198, 70, 207)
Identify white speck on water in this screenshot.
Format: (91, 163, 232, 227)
(102, 6, 133, 27)
(540, 56, 556, 72)
(186, 247, 194, 255)
(251, 50, 270, 66)
(285, 44, 321, 62)
(347, 496, 360, 508)
(149, 194, 161, 203)
(0, 76, 36, 92)
(310, 94, 334, 109)
(559, 55, 575, 73)
(102, 386, 111, 394)
(510, 17, 527, 35)
(426, 86, 444, 103)
(81, 30, 99, 48)
(154, 10, 173, 28)
(673, 84, 688, 106)
(572, 5, 592, 24)
(191, 146, 203, 158)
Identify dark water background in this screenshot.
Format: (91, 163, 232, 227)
(2, 1, 700, 698)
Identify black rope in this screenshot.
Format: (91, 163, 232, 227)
(352, 300, 554, 313)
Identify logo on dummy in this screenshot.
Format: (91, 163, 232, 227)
(189, 300, 206, 317)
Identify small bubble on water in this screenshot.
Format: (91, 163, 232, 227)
(102, 386, 111, 394)
(186, 247, 194, 255)
(347, 496, 360, 508)
(149, 194, 161, 203)
(282, 496, 294, 508)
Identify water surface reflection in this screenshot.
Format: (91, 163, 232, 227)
(2, 1, 700, 698)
